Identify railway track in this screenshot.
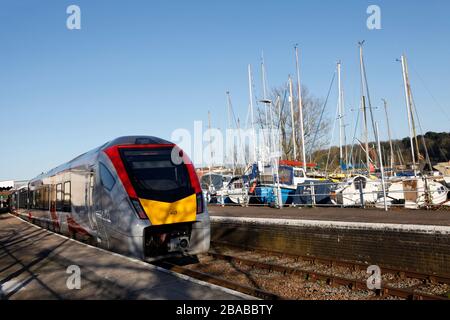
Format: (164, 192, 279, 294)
(155, 241, 450, 300)
(211, 240, 450, 286)
(155, 260, 282, 300)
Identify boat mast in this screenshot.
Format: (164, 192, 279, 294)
(337, 61, 344, 170)
(375, 122, 388, 211)
(288, 75, 297, 160)
(225, 92, 236, 175)
(397, 147, 405, 167)
(237, 117, 244, 171)
(342, 88, 348, 169)
(275, 95, 283, 160)
(261, 53, 281, 207)
(261, 53, 269, 128)
(248, 65, 258, 163)
(404, 58, 422, 162)
(207, 111, 214, 177)
(359, 42, 371, 175)
(400, 55, 417, 176)
(382, 99, 395, 173)
(295, 45, 307, 171)
(261, 52, 271, 163)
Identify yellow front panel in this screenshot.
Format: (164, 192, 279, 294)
(139, 194, 197, 226)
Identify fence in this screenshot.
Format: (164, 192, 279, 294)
(204, 178, 450, 210)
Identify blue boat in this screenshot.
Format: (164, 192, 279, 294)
(250, 165, 300, 205)
(292, 179, 338, 206)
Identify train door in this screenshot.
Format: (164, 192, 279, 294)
(92, 165, 111, 249)
(86, 170, 97, 235)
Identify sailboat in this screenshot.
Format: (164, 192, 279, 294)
(222, 91, 251, 205)
(248, 53, 283, 206)
(383, 54, 449, 209)
(271, 47, 322, 206)
(200, 109, 242, 205)
(333, 45, 383, 207)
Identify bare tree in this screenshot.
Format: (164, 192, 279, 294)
(255, 84, 331, 162)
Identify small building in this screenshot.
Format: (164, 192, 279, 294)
(0, 180, 29, 209)
(0, 180, 14, 191)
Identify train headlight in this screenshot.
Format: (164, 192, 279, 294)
(131, 199, 148, 220)
(196, 193, 204, 214)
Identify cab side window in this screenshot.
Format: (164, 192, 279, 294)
(100, 163, 115, 191)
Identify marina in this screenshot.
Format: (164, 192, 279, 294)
(196, 47, 450, 212)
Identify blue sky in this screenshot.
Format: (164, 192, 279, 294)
(1, 0, 449, 180)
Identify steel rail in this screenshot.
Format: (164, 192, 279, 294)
(207, 251, 448, 300)
(154, 260, 282, 300)
(211, 240, 450, 285)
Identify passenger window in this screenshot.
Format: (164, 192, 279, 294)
(43, 186, 49, 210)
(56, 184, 63, 211)
(63, 182, 71, 212)
(100, 163, 115, 191)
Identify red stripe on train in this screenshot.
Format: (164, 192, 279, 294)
(104, 145, 140, 199)
(67, 216, 89, 236)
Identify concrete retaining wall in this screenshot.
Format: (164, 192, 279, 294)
(211, 217, 450, 277)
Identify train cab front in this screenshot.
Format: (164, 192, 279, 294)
(105, 142, 210, 260)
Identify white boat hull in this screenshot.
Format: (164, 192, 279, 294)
(334, 175, 381, 207)
(387, 178, 448, 209)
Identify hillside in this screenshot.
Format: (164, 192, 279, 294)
(311, 132, 450, 170)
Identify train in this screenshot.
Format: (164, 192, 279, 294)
(10, 136, 210, 261)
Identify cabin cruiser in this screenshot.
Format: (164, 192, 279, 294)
(252, 163, 325, 206)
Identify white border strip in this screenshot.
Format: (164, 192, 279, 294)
(6, 213, 255, 300)
(211, 216, 450, 235)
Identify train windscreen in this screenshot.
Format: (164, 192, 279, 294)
(120, 148, 194, 202)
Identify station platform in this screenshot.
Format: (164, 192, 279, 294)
(0, 213, 248, 300)
(208, 206, 450, 226)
